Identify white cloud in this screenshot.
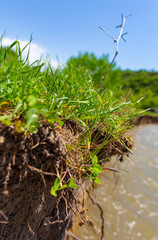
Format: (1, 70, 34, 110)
(1, 37, 58, 68)
(50, 59, 59, 69)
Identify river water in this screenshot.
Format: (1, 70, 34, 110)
(74, 125, 158, 240)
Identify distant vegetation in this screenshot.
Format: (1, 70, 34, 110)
(67, 52, 158, 110)
(121, 70, 158, 109)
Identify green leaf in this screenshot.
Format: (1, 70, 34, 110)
(93, 164, 102, 173)
(92, 172, 98, 178)
(13, 101, 22, 114)
(50, 178, 67, 197)
(57, 184, 68, 191)
(94, 178, 101, 184)
(53, 177, 60, 190)
(0, 115, 12, 126)
(9, 40, 19, 49)
(27, 95, 37, 106)
(48, 118, 55, 124)
(92, 155, 98, 166)
(26, 109, 38, 127)
(66, 143, 74, 151)
(50, 187, 57, 197)
(29, 126, 38, 133)
(68, 178, 78, 189)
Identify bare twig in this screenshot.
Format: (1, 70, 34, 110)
(99, 26, 116, 42)
(98, 14, 131, 91)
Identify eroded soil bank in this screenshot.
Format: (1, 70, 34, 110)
(0, 123, 74, 240)
(0, 123, 131, 240)
(134, 114, 158, 125)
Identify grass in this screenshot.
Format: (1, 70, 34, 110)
(0, 40, 139, 194)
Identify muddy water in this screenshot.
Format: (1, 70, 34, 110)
(74, 125, 158, 240)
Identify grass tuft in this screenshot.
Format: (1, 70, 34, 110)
(0, 40, 138, 195)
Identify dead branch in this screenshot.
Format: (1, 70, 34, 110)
(98, 14, 131, 91)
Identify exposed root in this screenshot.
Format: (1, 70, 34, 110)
(0, 210, 9, 224)
(28, 221, 35, 237)
(73, 195, 89, 224)
(3, 161, 11, 196)
(87, 219, 99, 235)
(44, 219, 66, 225)
(27, 164, 57, 187)
(0, 220, 8, 224)
(67, 231, 81, 240)
(27, 165, 57, 177)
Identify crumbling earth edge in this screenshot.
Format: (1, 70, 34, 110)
(0, 123, 131, 240)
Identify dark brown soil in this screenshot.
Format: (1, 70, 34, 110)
(0, 123, 75, 240)
(0, 122, 132, 240)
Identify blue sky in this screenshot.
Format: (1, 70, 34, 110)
(0, 0, 158, 70)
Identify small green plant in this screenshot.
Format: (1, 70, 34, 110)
(82, 155, 102, 185)
(50, 178, 67, 197)
(50, 177, 78, 197)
